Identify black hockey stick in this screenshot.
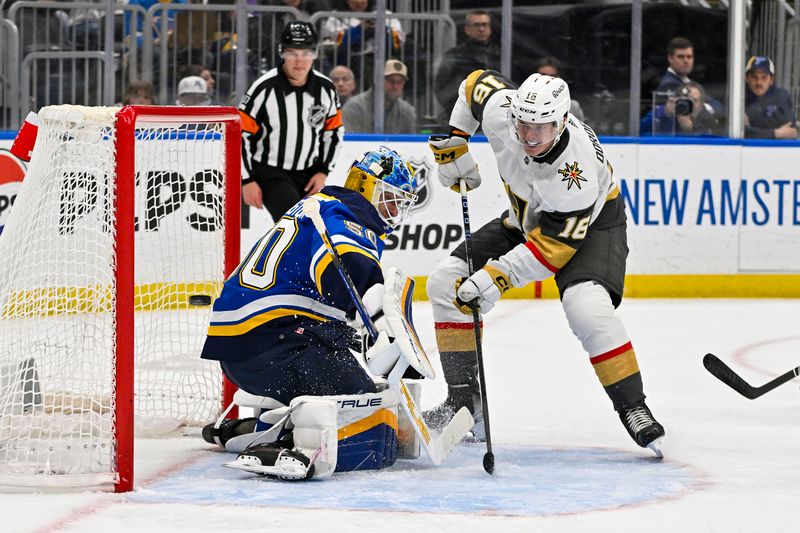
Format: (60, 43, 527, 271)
(703, 353, 800, 399)
(458, 179, 495, 475)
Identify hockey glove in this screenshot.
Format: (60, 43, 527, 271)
(455, 261, 512, 315)
(364, 330, 401, 376)
(428, 135, 481, 191)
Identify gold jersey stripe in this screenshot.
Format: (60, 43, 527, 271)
(606, 184, 620, 202)
(527, 227, 577, 270)
(464, 69, 486, 107)
(314, 244, 380, 291)
(207, 308, 327, 336)
(592, 348, 640, 387)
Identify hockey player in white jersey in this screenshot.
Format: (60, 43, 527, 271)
(426, 70, 665, 456)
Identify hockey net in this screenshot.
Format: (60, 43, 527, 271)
(0, 105, 240, 491)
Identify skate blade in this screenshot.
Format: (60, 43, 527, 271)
(223, 458, 308, 480)
(647, 437, 664, 459)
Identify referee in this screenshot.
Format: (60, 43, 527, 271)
(239, 21, 344, 220)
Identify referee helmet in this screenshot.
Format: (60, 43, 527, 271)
(279, 21, 318, 53)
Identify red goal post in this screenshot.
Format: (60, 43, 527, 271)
(0, 105, 241, 492)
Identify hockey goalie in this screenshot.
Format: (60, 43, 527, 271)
(199, 147, 472, 481)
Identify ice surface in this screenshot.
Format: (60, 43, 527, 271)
(3, 299, 799, 533)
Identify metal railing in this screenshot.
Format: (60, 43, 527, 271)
(1, 1, 799, 137)
(142, 3, 303, 107)
(310, 10, 456, 127)
(0, 17, 20, 127)
(749, 0, 800, 118)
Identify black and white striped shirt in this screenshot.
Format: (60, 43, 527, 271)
(239, 66, 343, 182)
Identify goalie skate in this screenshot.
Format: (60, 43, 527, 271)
(224, 443, 316, 481)
(202, 417, 258, 448)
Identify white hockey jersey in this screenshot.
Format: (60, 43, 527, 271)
(448, 70, 625, 286)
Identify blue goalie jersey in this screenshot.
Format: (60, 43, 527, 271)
(201, 185, 387, 364)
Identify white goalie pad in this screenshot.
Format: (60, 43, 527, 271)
(376, 266, 435, 380)
(287, 396, 338, 478)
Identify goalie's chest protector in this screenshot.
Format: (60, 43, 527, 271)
(483, 109, 614, 235)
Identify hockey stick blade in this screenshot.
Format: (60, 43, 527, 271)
(434, 406, 475, 464)
(703, 353, 800, 400)
(391, 377, 474, 465)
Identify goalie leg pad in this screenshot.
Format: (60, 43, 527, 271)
(289, 396, 339, 479)
(330, 389, 400, 471)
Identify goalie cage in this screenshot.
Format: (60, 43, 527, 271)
(0, 105, 241, 492)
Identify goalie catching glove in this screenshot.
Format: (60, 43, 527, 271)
(428, 135, 481, 191)
(455, 260, 512, 315)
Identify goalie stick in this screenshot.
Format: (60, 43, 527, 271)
(703, 353, 800, 399)
(458, 179, 495, 475)
(303, 197, 473, 466)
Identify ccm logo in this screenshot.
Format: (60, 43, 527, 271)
(433, 150, 457, 163)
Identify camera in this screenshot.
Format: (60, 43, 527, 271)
(674, 87, 694, 116)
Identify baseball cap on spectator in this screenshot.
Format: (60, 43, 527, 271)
(176, 76, 211, 105)
(745, 56, 775, 76)
(384, 59, 408, 80)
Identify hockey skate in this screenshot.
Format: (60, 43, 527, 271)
(224, 441, 315, 481)
(202, 417, 258, 448)
(424, 386, 485, 443)
(619, 402, 665, 458)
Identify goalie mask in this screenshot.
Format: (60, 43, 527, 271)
(344, 146, 418, 232)
(508, 73, 571, 156)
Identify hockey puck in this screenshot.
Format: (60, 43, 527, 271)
(188, 295, 212, 306)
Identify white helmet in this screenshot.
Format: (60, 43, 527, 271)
(508, 73, 571, 153)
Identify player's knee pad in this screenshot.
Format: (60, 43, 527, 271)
(427, 256, 468, 320)
(329, 389, 401, 472)
(562, 281, 629, 354)
(289, 396, 339, 479)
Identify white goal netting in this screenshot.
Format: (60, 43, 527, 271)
(0, 105, 236, 489)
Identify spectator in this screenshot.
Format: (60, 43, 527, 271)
(121, 80, 157, 105)
(655, 36, 723, 116)
(434, 10, 500, 121)
(322, 0, 405, 85)
(124, 0, 187, 49)
(640, 81, 720, 136)
(239, 21, 342, 221)
(329, 65, 357, 105)
(342, 59, 417, 133)
(533, 57, 585, 122)
(744, 56, 798, 140)
(176, 76, 212, 106)
(179, 64, 217, 103)
(656, 37, 694, 94)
